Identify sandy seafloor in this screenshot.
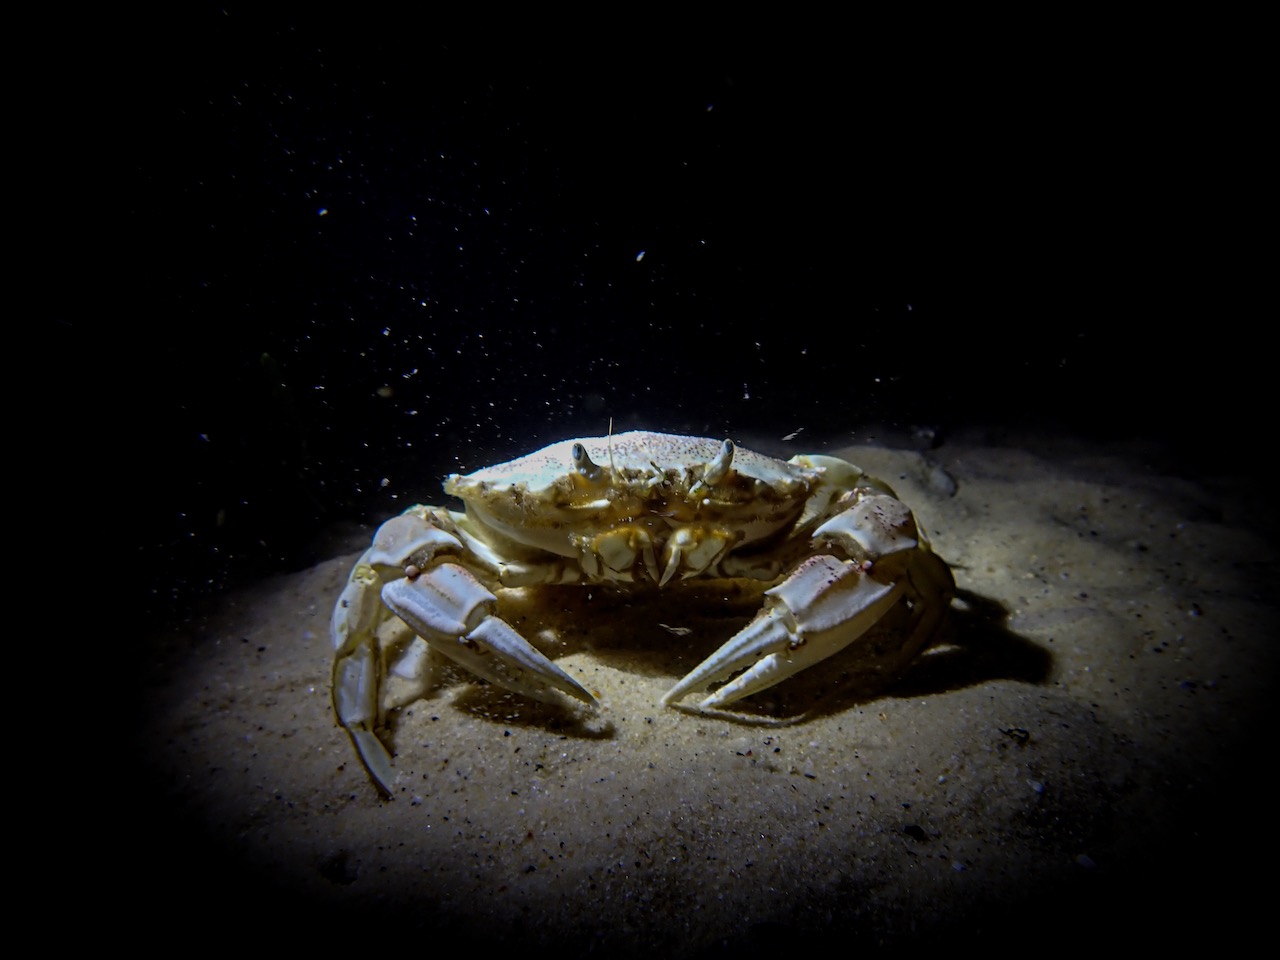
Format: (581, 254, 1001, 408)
(128, 429, 1275, 954)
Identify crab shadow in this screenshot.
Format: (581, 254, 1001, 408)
(442, 684, 618, 741)
(408, 582, 1048, 735)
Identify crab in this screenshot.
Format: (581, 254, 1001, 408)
(331, 430, 954, 795)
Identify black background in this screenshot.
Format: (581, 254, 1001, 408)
(104, 12, 1265, 626)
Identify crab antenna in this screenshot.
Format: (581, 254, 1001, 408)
(607, 417, 617, 483)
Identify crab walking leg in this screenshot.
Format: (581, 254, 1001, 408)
(662, 555, 904, 709)
(382, 562, 597, 709)
(331, 512, 475, 794)
(899, 549, 955, 665)
(331, 551, 398, 795)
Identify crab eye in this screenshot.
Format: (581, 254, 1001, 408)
(703, 438, 735, 485)
(572, 442, 602, 481)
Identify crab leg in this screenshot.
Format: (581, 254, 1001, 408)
(332, 512, 466, 795)
(332, 552, 397, 794)
(662, 555, 904, 709)
(333, 510, 597, 795)
(382, 563, 596, 709)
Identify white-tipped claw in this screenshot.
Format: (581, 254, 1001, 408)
(384, 564, 595, 708)
(662, 555, 903, 709)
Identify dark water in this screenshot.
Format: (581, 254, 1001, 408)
(113, 18, 1261, 631)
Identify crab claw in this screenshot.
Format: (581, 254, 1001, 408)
(382, 562, 596, 709)
(661, 555, 904, 709)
